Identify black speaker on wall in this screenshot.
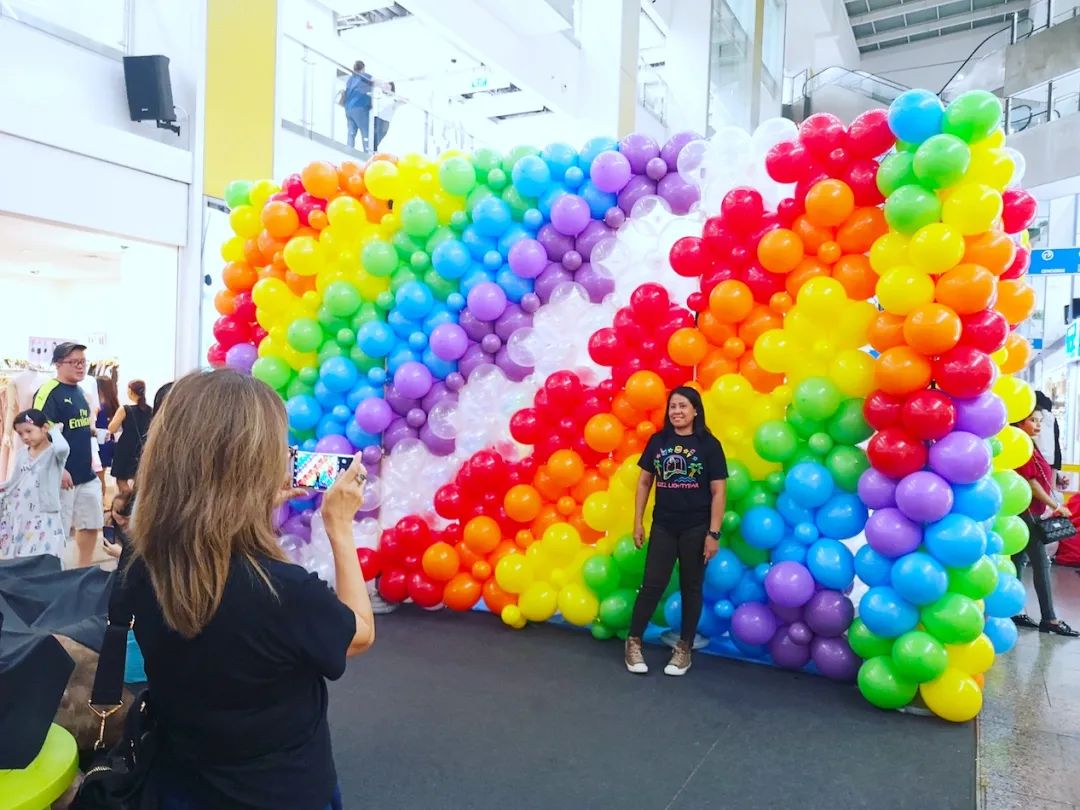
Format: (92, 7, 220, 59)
(123, 55, 179, 134)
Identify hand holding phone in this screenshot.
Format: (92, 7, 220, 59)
(322, 455, 368, 537)
(290, 449, 355, 492)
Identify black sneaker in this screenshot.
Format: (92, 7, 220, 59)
(1040, 620, 1080, 637)
(1012, 614, 1039, 629)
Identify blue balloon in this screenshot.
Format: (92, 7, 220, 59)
(408, 332, 428, 351)
(495, 267, 533, 303)
(776, 492, 813, 527)
(785, 462, 835, 509)
(331, 404, 352, 423)
(713, 599, 735, 620)
(300, 438, 318, 452)
(471, 197, 513, 238)
(357, 321, 396, 358)
(541, 142, 578, 179)
(319, 357, 359, 393)
(563, 165, 585, 189)
(346, 384, 379, 410)
(754, 563, 771, 583)
(925, 513, 987, 568)
(984, 572, 1026, 618)
(387, 309, 418, 340)
(579, 180, 617, 218)
(951, 477, 1003, 522)
(855, 544, 895, 587)
(461, 270, 496, 298)
(888, 89, 945, 145)
(794, 521, 820, 545)
(815, 493, 869, 540)
(807, 538, 855, 590)
(772, 537, 808, 565)
(741, 506, 786, 549)
(704, 548, 744, 600)
(580, 135, 618, 171)
(445, 292, 466, 312)
(395, 281, 435, 320)
(423, 307, 454, 333)
(313, 380, 345, 409)
(984, 615, 1019, 654)
(483, 249, 504, 271)
(286, 395, 322, 431)
(730, 636, 768, 659)
(498, 225, 529, 257)
(890, 551, 948, 606)
(731, 570, 767, 606)
(538, 186, 568, 219)
(315, 415, 346, 439)
(345, 420, 379, 449)
(511, 155, 552, 197)
(367, 367, 387, 386)
(431, 239, 471, 280)
(387, 347, 420, 376)
(859, 586, 919, 638)
(985, 531, 1004, 555)
(462, 226, 498, 260)
(663, 592, 682, 629)
(422, 349, 457, 380)
(522, 208, 544, 230)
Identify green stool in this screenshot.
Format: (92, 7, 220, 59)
(0, 724, 79, 810)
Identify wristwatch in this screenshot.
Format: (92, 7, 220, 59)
(708, 530, 721, 540)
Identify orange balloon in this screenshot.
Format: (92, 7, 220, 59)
(995, 279, 1037, 325)
(635, 420, 657, 440)
(770, 292, 794, 313)
(597, 458, 618, 478)
(668, 327, 709, 366)
(832, 255, 878, 301)
(722, 336, 746, 359)
(285, 271, 317, 296)
(611, 392, 647, 428)
(697, 350, 739, 388)
(471, 560, 492, 581)
(261, 200, 300, 239)
(805, 179, 855, 228)
(258, 263, 287, 282)
(738, 305, 783, 347)
(647, 407, 666, 429)
(785, 258, 830, 298)
(514, 529, 536, 549)
(361, 193, 389, 222)
(903, 303, 962, 356)
(757, 229, 805, 274)
(214, 289, 237, 316)
(243, 238, 266, 268)
(556, 495, 577, 516)
(709, 280, 754, 323)
(482, 578, 517, 614)
(584, 413, 625, 454)
(567, 511, 602, 544)
(972, 672, 985, 689)
(504, 484, 542, 523)
(837, 207, 889, 255)
(740, 354, 784, 392)
(935, 263, 997, 315)
(548, 449, 586, 487)
(613, 431, 645, 462)
(624, 371, 667, 410)
(257, 230, 287, 262)
(792, 215, 834, 254)
(1000, 332, 1032, 374)
(531, 504, 562, 538)
(963, 232, 1016, 276)
(868, 312, 906, 353)
(874, 346, 934, 395)
(222, 261, 257, 292)
(442, 572, 482, 611)
(489, 539, 519, 567)
(571, 469, 607, 502)
(455, 541, 484, 571)
(817, 240, 842, 265)
(421, 541, 461, 581)
(308, 210, 329, 230)
(533, 466, 567, 502)
(463, 516, 501, 555)
(697, 311, 736, 345)
(301, 160, 340, 199)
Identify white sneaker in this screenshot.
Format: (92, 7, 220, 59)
(625, 636, 648, 674)
(664, 641, 692, 676)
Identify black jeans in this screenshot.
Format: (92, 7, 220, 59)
(629, 522, 707, 644)
(1013, 512, 1056, 622)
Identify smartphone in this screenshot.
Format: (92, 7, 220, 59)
(290, 449, 354, 491)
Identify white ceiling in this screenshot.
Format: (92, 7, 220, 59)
(0, 215, 125, 282)
(845, 0, 1030, 53)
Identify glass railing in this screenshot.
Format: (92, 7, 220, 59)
(638, 56, 668, 124)
(799, 66, 908, 106)
(1028, 1, 1080, 32)
(1006, 71, 1080, 133)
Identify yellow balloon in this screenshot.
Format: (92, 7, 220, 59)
(229, 205, 261, 239)
(518, 581, 559, 622)
(876, 266, 935, 316)
(941, 184, 1003, 236)
(908, 223, 964, 274)
(355, 269, 390, 300)
(919, 668, 983, 722)
(326, 196, 367, 235)
(251, 277, 292, 312)
(495, 553, 533, 594)
(869, 232, 911, 274)
(613, 458, 641, 491)
(281, 345, 317, 372)
(990, 347, 1009, 367)
(557, 583, 600, 626)
(770, 384, 794, 407)
(257, 336, 282, 359)
(221, 236, 245, 262)
(711, 373, 755, 410)
(596, 533, 617, 556)
(833, 301, 877, 348)
(993, 425, 1034, 471)
(283, 236, 326, 277)
(315, 267, 354, 294)
(946, 635, 995, 675)
(753, 329, 792, 373)
(796, 277, 847, 321)
(979, 128, 1006, 149)
(993, 376, 1036, 424)
(525, 542, 554, 581)
(830, 349, 876, 397)
(248, 179, 280, 209)
(965, 146, 1013, 192)
(500, 604, 525, 628)
(582, 492, 615, 532)
(365, 160, 400, 200)
(542, 522, 582, 563)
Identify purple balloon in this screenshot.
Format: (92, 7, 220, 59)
(661, 131, 702, 171)
(507, 238, 548, 279)
(765, 562, 816, 608)
(573, 263, 615, 303)
(788, 621, 813, 645)
(895, 470, 954, 523)
(467, 281, 508, 322)
(645, 156, 669, 181)
(361, 445, 383, 466)
(803, 590, 854, 638)
(617, 175, 658, 214)
(768, 600, 804, 624)
(315, 434, 354, 455)
(480, 333, 502, 354)
(590, 149, 633, 193)
(421, 383, 455, 412)
(393, 361, 434, 400)
(494, 305, 532, 341)
(857, 468, 898, 510)
(355, 396, 394, 434)
(272, 502, 289, 530)
(618, 132, 660, 173)
(604, 206, 626, 229)
(385, 387, 420, 416)
(657, 172, 700, 215)
(732, 602, 778, 646)
(429, 323, 469, 361)
(225, 342, 257, 374)
(561, 249, 583, 271)
(520, 293, 541, 314)
(810, 636, 860, 681)
(550, 194, 592, 236)
(458, 309, 494, 341)
(383, 417, 418, 451)
(534, 263, 574, 303)
(865, 507, 923, 558)
(928, 430, 992, 484)
(536, 224, 575, 261)
(769, 626, 812, 670)
(419, 422, 456, 456)
(281, 516, 311, 543)
(495, 346, 532, 381)
(954, 393, 1008, 438)
(574, 220, 613, 261)
(445, 372, 465, 392)
(405, 407, 427, 429)
(458, 344, 495, 380)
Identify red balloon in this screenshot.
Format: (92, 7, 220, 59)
(1000, 244, 1030, 280)
(669, 236, 711, 277)
(252, 326, 268, 344)
(900, 390, 957, 441)
(846, 109, 896, 159)
(799, 113, 848, 157)
(776, 197, 803, 228)
(863, 391, 904, 431)
(233, 291, 256, 322)
(356, 547, 382, 581)
(395, 515, 432, 556)
(821, 146, 851, 176)
(687, 291, 707, 312)
(867, 427, 928, 479)
(468, 450, 508, 490)
(702, 218, 740, 258)
(282, 173, 305, 198)
(766, 141, 811, 184)
(933, 346, 996, 399)
(744, 263, 786, 304)
(294, 192, 326, 226)
(959, 309, 1009, 353)
(509, 408, 544, 444)
(721, 187, 766, 234)
(729, 244, 754, 270)
(206, 343, 227, 368)
(402, 553, 421, 572)
(443, 521, 463, 545)
(434, 483, 464, 519)
(794, 172, 831, 206)
(630, 283, 672, 326)
(843, 159, 886, 207)
(701, 266, 740, 298)
(656, 356, 691, 390)
(379, 529, 407, 564)
(377, 568, 409, 603)
(544, 371, 584, 409)
(407, 571, 445, 608)
(1001, 189, 1037, 234)
(588, 327, 621, 366)
(212, 314, 251, 349)
(613, 308, 646, 343)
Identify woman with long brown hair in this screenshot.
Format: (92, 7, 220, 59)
(108, 379, 153, 494)
(124, 370, 374, 809)
(94, 376, 119, 500)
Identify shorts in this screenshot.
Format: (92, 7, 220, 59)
(60, 480, 104, 533)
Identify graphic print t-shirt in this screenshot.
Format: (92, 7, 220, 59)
(638, 432, 729, 529)
(34, 380, 94, 485)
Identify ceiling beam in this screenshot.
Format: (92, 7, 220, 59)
(855, 1, 1027, 46)
(849, 0, 948, 26)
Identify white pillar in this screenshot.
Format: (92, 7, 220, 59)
(577, 0, 639, 136)
(666, 0, 712, 134)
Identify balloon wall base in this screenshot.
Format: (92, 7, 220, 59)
(659, 630, 710, 650)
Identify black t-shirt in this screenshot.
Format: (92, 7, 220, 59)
(638, 431, 729, 529)
(34, 380, 94, 485)
(126, 555, 356, 810)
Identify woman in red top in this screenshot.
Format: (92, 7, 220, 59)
(1012, 407, 1078, 636)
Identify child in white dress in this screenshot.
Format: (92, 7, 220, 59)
(0, 409, 70, 561)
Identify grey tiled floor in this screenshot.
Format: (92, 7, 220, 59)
(980, 562, 1080, 808)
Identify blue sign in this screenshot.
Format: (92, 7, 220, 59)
(1067, 322, 1078, 360)
(1029, 247, 1080, 275)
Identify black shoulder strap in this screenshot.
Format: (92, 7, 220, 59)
(90, 558, 135, 708)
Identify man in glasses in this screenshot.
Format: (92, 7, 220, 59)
(33, 342, 103, 567)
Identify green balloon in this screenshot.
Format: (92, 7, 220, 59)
(465, 185, 494, 214)
(784, 444, 821, 471)
(285, 378, 314, 399)
(858, 656, 918, 710)
(828, 398, 873, 445)
(501, 144, 540, 174)
(726, 461, 752, 501)
(722, 510, 741, 535)
(472, 147, 502, 175)
(390, 267, 419, 293)
(920, 593, 985, 644)
(392, 231, 424, 259)
(730, 533, 770, 567)
(598, 588, 635, 630)
(808, 432, 834, 456)
(351, 303, 381, 330)
(884, 184, 942, 235)
(317, 342, 345, 364)
(251, 356, 292, 390)
(993, 554, 1017, 578)
(423, 268, 459, 300)
(438, 157, 477, 197)
(324, 281, 362, 318)
(286, 318, 324, 353)
(891, 630, 948, 683)
(765, 471, 786, 494)
(948, 556, 1000, 600)
(848, 618, 894, 660)
(582, 555, 621, 598)
(794, 377, 842, 421)
(336, 328, 356, 348)
(754, 420, 799, 462)
(361, 239, 397, 277)
(740, 482, 776, 511)
(994, 514, 1029, 555)
(223, 179, 252, 209)
(896, 140, 918, 153)
(486, 168, 509, 191)
(410, 250, 431, 272)
(317, 306, 350, 334)
(876, 152, 918, 197)
(826, 445, 869, 492)
(988, 436, 1003, 457)
(651, 599, 669, 627)
(613, 535, 646, 581)
(913, 134, 971, 189)
(399, 198, 438, 238)
(590, 622, 615, 640)
(943, 90, 1003, 144)
(993, 470, 1032, 516)
(297, 366, 319, 386)
(502, 186, 534, 220)
(375, 291, 395, 311)
(450, 210, 469, 231)
(426, 226, 455, 253)
(785, 404, 826, 439)
(348, 347, 379, 372)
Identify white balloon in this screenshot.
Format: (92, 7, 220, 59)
(676, 139, 711, 185)
(427, 400, 459, 439)
(1003, 147, 1026, 188)
(752, 117, 799, 158)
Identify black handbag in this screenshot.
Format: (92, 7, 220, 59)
(1038, 515, 1078, 544)
(71, 568, 159, 809)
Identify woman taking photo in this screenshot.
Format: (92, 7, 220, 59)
(108, 379, 153, 495)
(624, 386, 728, 676)
(1011, 406, 1077, 637)
(125, 370, 375, 809)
